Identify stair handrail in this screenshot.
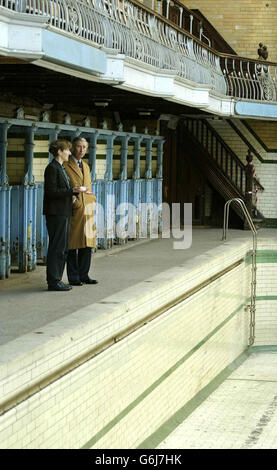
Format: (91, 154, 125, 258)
(184, 119, 246, 194)
(203, 120, 245, 170)
(222, 198, 257, 346)
(185, 119, 264, 215)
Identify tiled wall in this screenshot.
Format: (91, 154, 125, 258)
(208, 118, 277, 220)
(5, 137, 158, 184)
(0, 239, 251, 449)
(255, 238, 277, 345)
(87, 265, 249, 449)
(0, 237, 275, 448)
(7, 137, 49, 184)
(185, 1, 277, 62)
(246, 121, 277, 150)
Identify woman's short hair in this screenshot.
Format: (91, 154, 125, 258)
(49, 140, 72, 158)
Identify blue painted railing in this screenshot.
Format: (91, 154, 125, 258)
(0, 186, 11, 279)
(10, 185, 37, 272)
(36, 183, 48, 262)
(0, 118, 163, 279)
(0, 122, 11, 279)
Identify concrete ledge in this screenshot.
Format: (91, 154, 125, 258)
(0, 237, 250, 414)
(235, 100, 277, 119)
(0, 235, 253, 448)
(41, 30, 106, 75)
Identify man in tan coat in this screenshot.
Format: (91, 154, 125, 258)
(64, 137, 98, 286)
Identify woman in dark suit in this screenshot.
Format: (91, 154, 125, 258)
(43, 140, 86, 291)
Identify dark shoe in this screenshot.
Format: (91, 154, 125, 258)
(81, 278, 98, 285)
(48, 282, 72, 291)
(69, 280, 83, 286)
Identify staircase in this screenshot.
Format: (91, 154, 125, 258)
(182, 118, 264, 228)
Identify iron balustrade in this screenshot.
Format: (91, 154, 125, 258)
(1, 0, 277, 101)
(0, 0, 225, 94)
(0, 0, 210, 42)
(221, 55, 277, 102)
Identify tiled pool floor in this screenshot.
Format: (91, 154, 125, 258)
(157, 351, 277, 449)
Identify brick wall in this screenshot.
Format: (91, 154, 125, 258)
(185, 1, 277, 61)
(255, 238, 277, 346)
(246, 121, 277, 149)
(5, 137, 158, 184)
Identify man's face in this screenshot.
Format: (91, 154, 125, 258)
(74, 141, 88, 160)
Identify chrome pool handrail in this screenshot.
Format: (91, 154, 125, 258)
(222, 198, 257, 346)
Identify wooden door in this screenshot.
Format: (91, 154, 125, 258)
(162, 121, 205, 226)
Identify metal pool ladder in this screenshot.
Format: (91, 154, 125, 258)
(222, 198, 257, 346)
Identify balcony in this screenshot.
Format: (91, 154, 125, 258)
(0, 0, 277, 118)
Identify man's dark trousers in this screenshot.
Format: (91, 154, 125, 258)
(67, 247, 92, 282)
(46, 215, 71, 286)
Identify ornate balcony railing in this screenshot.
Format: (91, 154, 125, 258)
(1, 0, 277, 102)
(221, 55, 277, 102)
